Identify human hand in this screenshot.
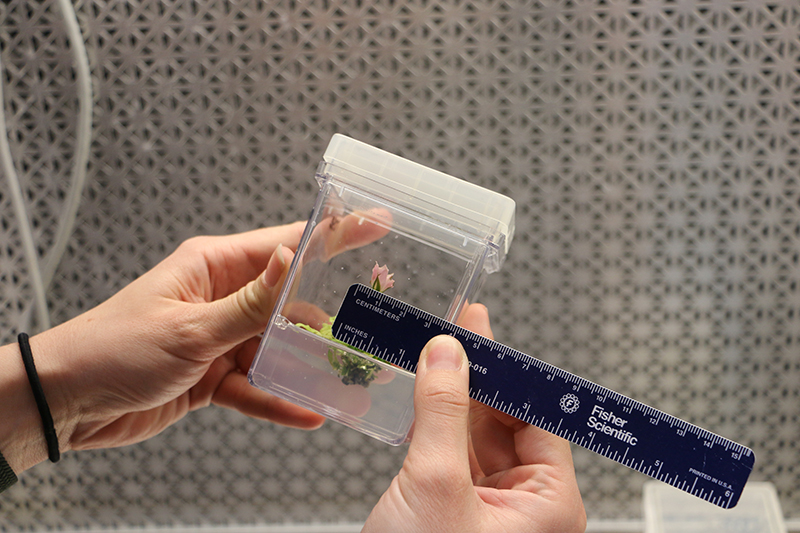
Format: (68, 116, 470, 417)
(31, 222, 318, 457)
(363, 305, 586, 533)
(12, 215, 387, 467)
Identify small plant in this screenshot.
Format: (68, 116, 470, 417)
(297, 262, 394, 387)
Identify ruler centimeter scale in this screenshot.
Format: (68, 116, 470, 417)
(332, 284, 755, 509)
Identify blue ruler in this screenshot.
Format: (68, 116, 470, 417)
(332, 284, 755, 509)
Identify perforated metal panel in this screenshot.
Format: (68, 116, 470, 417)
(1, 0, 798, 528)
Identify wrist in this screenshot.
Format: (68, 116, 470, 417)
(0, 326, 80, 473)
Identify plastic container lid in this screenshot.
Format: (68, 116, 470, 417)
(321, 134, 516, 256)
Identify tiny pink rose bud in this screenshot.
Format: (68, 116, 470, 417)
(371, 262, 395, 292)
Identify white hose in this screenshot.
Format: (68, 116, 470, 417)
(0, 0, 92, 332)
(0, 54, 52, 330)
(43, 0, 93, 287)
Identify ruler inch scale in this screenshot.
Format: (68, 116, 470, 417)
(332, 284, 755, 509)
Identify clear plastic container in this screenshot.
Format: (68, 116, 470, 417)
(643, 481, 787, 533)
(248, 134, 515, 445)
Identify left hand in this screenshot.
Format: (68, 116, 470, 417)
(39, 222, 321, 453)
(34, 214, 387, 455)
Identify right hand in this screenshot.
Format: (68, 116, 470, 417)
(363, 304, 586, 533)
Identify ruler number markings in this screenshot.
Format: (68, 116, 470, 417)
(332, 284, 754, 509)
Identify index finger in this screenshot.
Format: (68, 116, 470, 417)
(304, 208, 392, 262)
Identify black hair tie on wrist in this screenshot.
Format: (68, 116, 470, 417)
(18, 333, 60, 463)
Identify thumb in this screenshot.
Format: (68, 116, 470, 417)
(405, 335, 473, 488)
(203, 244, 293, 347)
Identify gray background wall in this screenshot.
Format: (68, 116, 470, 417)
(1, 0, 798, 528)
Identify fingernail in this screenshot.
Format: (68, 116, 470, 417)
(423, 336, 464, 371)
(263, 243, 286, 287)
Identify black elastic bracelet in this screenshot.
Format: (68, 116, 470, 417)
(0, 449, 18, 492)
(18, 333, 60, 463)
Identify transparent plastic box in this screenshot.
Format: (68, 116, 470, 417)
(248, 134, 515, 445)
(644, 481, 787, 533)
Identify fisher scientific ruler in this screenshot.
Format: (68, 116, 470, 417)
(332, 284, 755, 509)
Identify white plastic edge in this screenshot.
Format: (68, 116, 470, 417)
(322, 134, 516, 254)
